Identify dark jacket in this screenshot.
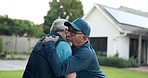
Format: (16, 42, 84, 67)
(23, 32, 64, 78)
(44, 41, 106, 78)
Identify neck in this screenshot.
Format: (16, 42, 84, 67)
(57, 32, 63, 37)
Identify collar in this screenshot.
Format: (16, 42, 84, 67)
(72, 41, 90, 51)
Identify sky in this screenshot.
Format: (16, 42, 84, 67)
(0, 0, 148, 24)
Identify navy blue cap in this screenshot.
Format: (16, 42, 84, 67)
(64, 18, 91, 37)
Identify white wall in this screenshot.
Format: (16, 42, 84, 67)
(115, 36, 129, 60)
(84, 7, 121, 57)
(84, 6, 130, 60)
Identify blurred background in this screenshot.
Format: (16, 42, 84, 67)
(0, 0, 148, 78)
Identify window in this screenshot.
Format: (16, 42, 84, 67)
(129, 38, 138, 59)
(89, 37, 107, 56)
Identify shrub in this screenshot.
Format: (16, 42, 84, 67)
(97, 56, 128, 68)
(127, 57, 138, 67)
(4, 50, 13, 55)
(14, 51, 31, 55)
(97, 55, 139, 68)
(0, 37, 2, 52)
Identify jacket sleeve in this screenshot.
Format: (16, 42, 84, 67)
(44, 41, 92, 77)
(31, 36, 45, 51)
(36, 34, 50, 45)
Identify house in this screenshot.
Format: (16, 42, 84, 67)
(83, 3, 148, 66)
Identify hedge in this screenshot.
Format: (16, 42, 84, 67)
(0, 37, 2, 52)
(97, 56, 138, 68)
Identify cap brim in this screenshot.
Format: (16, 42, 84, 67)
(64, 21, 80, 31)
(64, 21, 71, 27)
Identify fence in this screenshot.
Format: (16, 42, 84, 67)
(0, 35, 40, 52)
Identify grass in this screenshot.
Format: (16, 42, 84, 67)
(0, 66, 148, 78)
(101, 66, 148, 78)
(0, 70, 23, 78)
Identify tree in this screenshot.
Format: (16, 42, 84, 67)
(43, 0, 84, 34)
(0, 15, 44, 37)
(0, 15, 15, 35)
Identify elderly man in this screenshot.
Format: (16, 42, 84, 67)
(23, 19, 76, 78)
(44, 18, 106, 78)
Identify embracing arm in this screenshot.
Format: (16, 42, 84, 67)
(44, 41, 92, 77)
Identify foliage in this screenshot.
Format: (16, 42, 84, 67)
(0, 37, 2, 52)
(26, 24, 43, 37)
(2, 50, 30, 60)
(4, 50, 31, 55)
(127, 56, 138, 67)
(98, 56, 128, 68)
(0, 15, 44, 37)
(0, 15, 15, 35)
(98, 56, 139, 68)
(4, 50, 13, 55)
(43, 0, 84, 34)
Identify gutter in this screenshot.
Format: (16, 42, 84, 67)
(114, 32, 127, 41)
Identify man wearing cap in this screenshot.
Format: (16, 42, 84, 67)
(44, 18, 106, 78)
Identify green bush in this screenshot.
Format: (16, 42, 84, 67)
(4, 50, 13, 55)
(97, 55, 139, 68)
(98, 56, 128, 68)
(0, 37, 2, 52)
(4, 50, 31, 55)
(14, 51, 31, 55)
(127, 57, 138, 67)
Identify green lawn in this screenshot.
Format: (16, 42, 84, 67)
(0, 70, 23, 78)
(101, 66, 148, 78)
(0, 66, 147, 78)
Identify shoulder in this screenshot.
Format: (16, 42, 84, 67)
(57, 41, 71, 47)
(75, 46, 93, 60)
(81, 46, 92, 55)
(56, 41, 71, 51)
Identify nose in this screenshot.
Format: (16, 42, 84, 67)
(66, 31, 70, 36)
(66, 32, 72, 41)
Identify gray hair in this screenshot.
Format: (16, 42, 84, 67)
(50, 19, 68, 33)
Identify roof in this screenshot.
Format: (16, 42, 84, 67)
(118, 6, 148, 18)
(84, 3, 148, 36)
(104, 7, 148, 29)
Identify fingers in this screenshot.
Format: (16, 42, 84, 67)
(55, 36, 59, 39)
(41, 36, 59, 46)
(45, 36, 59, 42)
(41, 39, 46, 46)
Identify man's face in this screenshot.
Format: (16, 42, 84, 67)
(62, 27, 68, 41)
(66, 27, 85, 47)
